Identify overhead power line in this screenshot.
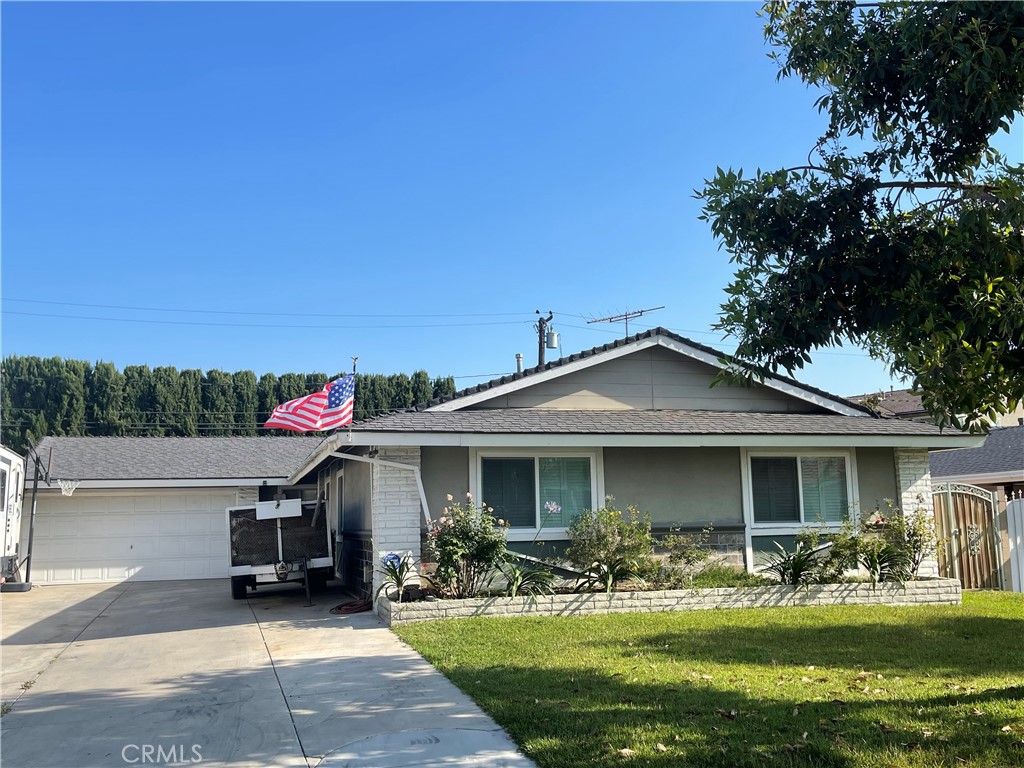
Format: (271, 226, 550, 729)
(3, 298, 533, 320)
(2, 310, 532, 330)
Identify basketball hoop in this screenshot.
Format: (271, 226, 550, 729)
(57, 479, 82, 497)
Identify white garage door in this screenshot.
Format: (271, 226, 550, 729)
(28, 491, 234, 583)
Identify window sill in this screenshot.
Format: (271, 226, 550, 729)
(506, 528, 568, 542)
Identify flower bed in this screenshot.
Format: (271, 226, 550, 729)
(377, 577, 961, 626)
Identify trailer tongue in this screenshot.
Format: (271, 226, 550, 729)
(226, 497, 333, 600)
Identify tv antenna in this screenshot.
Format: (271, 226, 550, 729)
(587, 306, 665, 338)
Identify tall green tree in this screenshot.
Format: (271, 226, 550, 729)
(123, 365, 157, 435)
(87, 361, 125, 437)
(699, 1, 1024, 430)
(256, 372, 279, 430)
(179, 369, 203, 436)
(232, 371, 258, 436)
(152, 366, 182, 435)
(411, 370, 432, 406)
(202, 370, 235, 436)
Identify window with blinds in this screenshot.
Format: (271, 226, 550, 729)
(480, 455, 593, 530)
(751, 455, 848, 525)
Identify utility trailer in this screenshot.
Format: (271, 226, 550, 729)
(226, 497, 333, 599)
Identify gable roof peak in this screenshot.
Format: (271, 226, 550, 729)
(418, 326, 871, 417)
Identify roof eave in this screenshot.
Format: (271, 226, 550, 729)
(301, 430, 982, 450)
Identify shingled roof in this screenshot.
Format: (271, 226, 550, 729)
(349, 409, 951, 436)
(419, 326, 875, 416)
(848, 388, 928, 418)
(930, 426, 1024, 480)
(34, 436, 325, 481)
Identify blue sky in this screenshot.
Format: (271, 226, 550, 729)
(2, 2, 1020, 398)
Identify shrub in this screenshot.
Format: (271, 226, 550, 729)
(759, 541, 820, 586)
(501, 558, 556, 598)
(567, 498, 655, 592)
(859, 537, 912, 586)
(375, 552, 417, 603)
(690, 564, 773, 589)
(578, 556, 647, 595)
(426, 493, 508, 598)
(879, 498, 938, 579)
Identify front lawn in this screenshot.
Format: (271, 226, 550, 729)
(395, 592, 1024, 768)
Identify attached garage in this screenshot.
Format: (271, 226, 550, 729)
(32, 490, 236, 583)
(24, 436, 324, 585)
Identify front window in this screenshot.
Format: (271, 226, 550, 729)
(750, 455, 849, 525)
(480, 454, 594, 533)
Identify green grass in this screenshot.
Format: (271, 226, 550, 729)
(396, 592, 1024, 768)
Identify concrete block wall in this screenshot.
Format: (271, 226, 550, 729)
(895, 448, 939, 577)
(379, 578, 962, 625)
(371, 446, 423, 601)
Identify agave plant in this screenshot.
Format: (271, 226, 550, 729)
(501, 558, 556, 598)
(375, 553, 417, 603)
(578, 556, 644, 595)
(859, 539, 912, 587)
(758, 541, 820, 586)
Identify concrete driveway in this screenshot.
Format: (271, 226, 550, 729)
(1, 580, 535, 768)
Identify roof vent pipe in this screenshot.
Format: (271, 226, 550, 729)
(515, 353, 523, 374)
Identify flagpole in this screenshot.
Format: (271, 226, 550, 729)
(349, 357, 358, 440)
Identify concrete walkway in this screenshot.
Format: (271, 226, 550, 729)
(1, 580, 535, 768)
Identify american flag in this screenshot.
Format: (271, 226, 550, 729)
(264, 375, 356, 432)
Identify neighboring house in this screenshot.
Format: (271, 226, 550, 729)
(930, 425, 1024, 497)
(850, 387, 1024, 427)
(930, 426, 1024, 591)
(26, 437, 322, 583)
(287, 328, 980, 599)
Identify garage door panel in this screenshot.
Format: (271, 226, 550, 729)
(30, 492, 231, 583)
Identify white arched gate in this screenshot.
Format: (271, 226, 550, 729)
(932, 482, 1002, 590)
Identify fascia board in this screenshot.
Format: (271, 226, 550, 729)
(332, 431, 982, 449)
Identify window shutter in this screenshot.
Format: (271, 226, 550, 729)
(751, 457, 799, 522)
(482, 458, 535, 528)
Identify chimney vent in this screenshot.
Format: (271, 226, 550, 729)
(515, 353, 523, 374)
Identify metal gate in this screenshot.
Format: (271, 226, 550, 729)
(932, 483, 1002, 590)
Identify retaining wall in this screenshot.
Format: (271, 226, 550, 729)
(378, 578, 961, 626)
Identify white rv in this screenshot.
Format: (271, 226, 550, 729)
(0, 445, 26, 584)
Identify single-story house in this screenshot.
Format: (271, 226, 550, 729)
(24, 328, 982, 594)
(287, 328, 980, 598)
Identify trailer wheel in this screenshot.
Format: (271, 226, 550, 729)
(231, 576, 249, 600)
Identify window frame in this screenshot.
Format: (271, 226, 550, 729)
(469, 448, 604, 541)
(741, 448, 860, 569)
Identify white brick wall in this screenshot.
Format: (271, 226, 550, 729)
(371, 446, 423, 600)
(895, 448, 939, 578)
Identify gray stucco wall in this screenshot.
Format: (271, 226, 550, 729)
(855, 447, 899, 517)
(603, 447, 744, 527)
(421, 446, 470, 514)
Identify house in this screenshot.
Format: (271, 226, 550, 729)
(25, 436, 322, 583)
(850, 387, 1024, 427)
(930, 425, 1024, 591)
(286, 328, 981, 599)
(23, 329, 982, 595)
